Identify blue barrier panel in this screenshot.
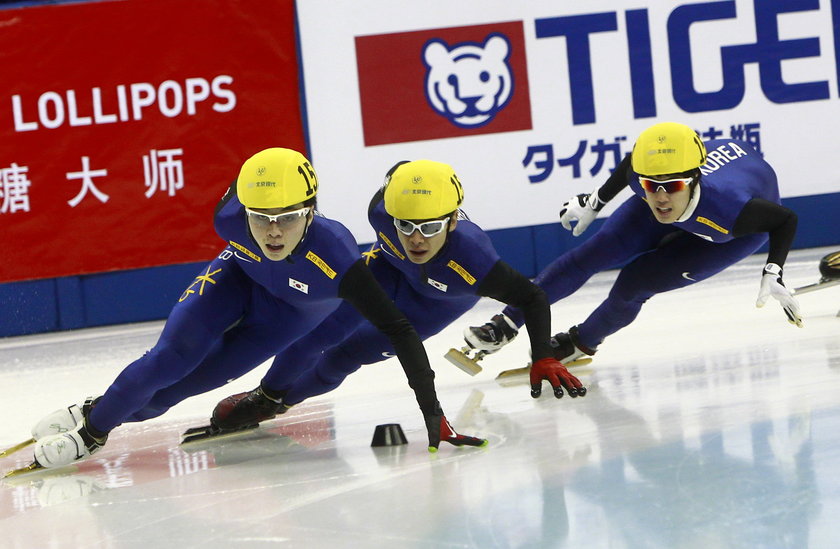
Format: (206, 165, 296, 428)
(0, 278, 58, 335)
(1, 192, 837, 337)
(81, 263, 204, 328)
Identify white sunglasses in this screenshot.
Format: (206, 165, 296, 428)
(639, 176, 693, 194)
(245, 206, 310, 228)
(393, 217, 450, 237)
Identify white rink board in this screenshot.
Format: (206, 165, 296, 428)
(297, 0, 840, 240)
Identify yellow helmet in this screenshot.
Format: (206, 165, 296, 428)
(631, 122, 707, 176)
(384, 160, 464, 220)
(236, 148, 318, 209)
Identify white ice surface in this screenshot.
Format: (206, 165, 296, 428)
(1, 246, 839, 548)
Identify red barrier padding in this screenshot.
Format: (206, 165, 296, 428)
(0, 0, 304, 282)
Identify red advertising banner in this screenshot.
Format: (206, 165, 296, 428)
(0, 0, 305, 283)
(355, 21, 532, 147)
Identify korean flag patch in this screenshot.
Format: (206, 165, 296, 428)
(289, 278, 309, 294)
(427, 277, 448, 292)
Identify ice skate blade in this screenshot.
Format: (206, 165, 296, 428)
(444, 348, 482, 376)
(0, 437, 36, 458)
(3, 461, 44, 479)
(494, 365, 530, 380)
(793, 278, 840, 295)
(181, 423, 259, 445)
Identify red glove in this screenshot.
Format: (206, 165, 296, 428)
(424, 414, 488, 452)
(530, 357, 586, 399)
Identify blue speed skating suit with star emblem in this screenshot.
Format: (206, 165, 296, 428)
(87, 187, 442, 433)
(258, 188, 556, 404)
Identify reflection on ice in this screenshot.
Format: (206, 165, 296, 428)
(0, 246, 839, 548)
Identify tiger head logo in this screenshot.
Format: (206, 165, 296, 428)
(422, 33, 514, 128)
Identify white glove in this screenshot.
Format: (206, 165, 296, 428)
(756, 263, 803, 327)
(559, 193, 606, 236)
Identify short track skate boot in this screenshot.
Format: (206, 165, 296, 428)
(211, 386, 291, 431)
(819, 251, 840, 282)
(464, 313, 519, 354)
(33, 418, 108, 469)
(793, 251, 840, 296)
(1, 397, 102, 462)
(31, 396, 101, 440)
(447, 314, 520, 375)
(550, 326, 597, 364)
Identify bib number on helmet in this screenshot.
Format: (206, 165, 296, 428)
(298, 161, 318, 197)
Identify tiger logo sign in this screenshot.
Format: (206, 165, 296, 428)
(422, 34, 514, 128)
(355, 22, 531, 146)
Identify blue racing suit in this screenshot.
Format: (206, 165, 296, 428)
(260, 188, 554, 404)
(88, 184, 441, 433)
(502, 138, 795, 349)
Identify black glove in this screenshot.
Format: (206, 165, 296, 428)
(211, 386, 291, 430)
(424, 413, 488, 452)
(530, 357, 587, 399)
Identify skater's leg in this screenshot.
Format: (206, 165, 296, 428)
(576, 233, 767, 348)
(503, 199, 671, 326)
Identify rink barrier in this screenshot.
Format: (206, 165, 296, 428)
(1, 192, 837, 338)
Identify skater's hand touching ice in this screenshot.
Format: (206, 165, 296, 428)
(756, 263, 802, 327)
(424, 413, 487, 452)
(530, 358, 586, 399)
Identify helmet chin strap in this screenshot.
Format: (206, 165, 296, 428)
(286, 213, 314, 260)
(676, 179, 702, 222)
(689, 172, 701, 196)
(426, 211, 458, 262)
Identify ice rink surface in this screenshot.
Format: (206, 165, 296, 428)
(1, 246, 839, 548)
